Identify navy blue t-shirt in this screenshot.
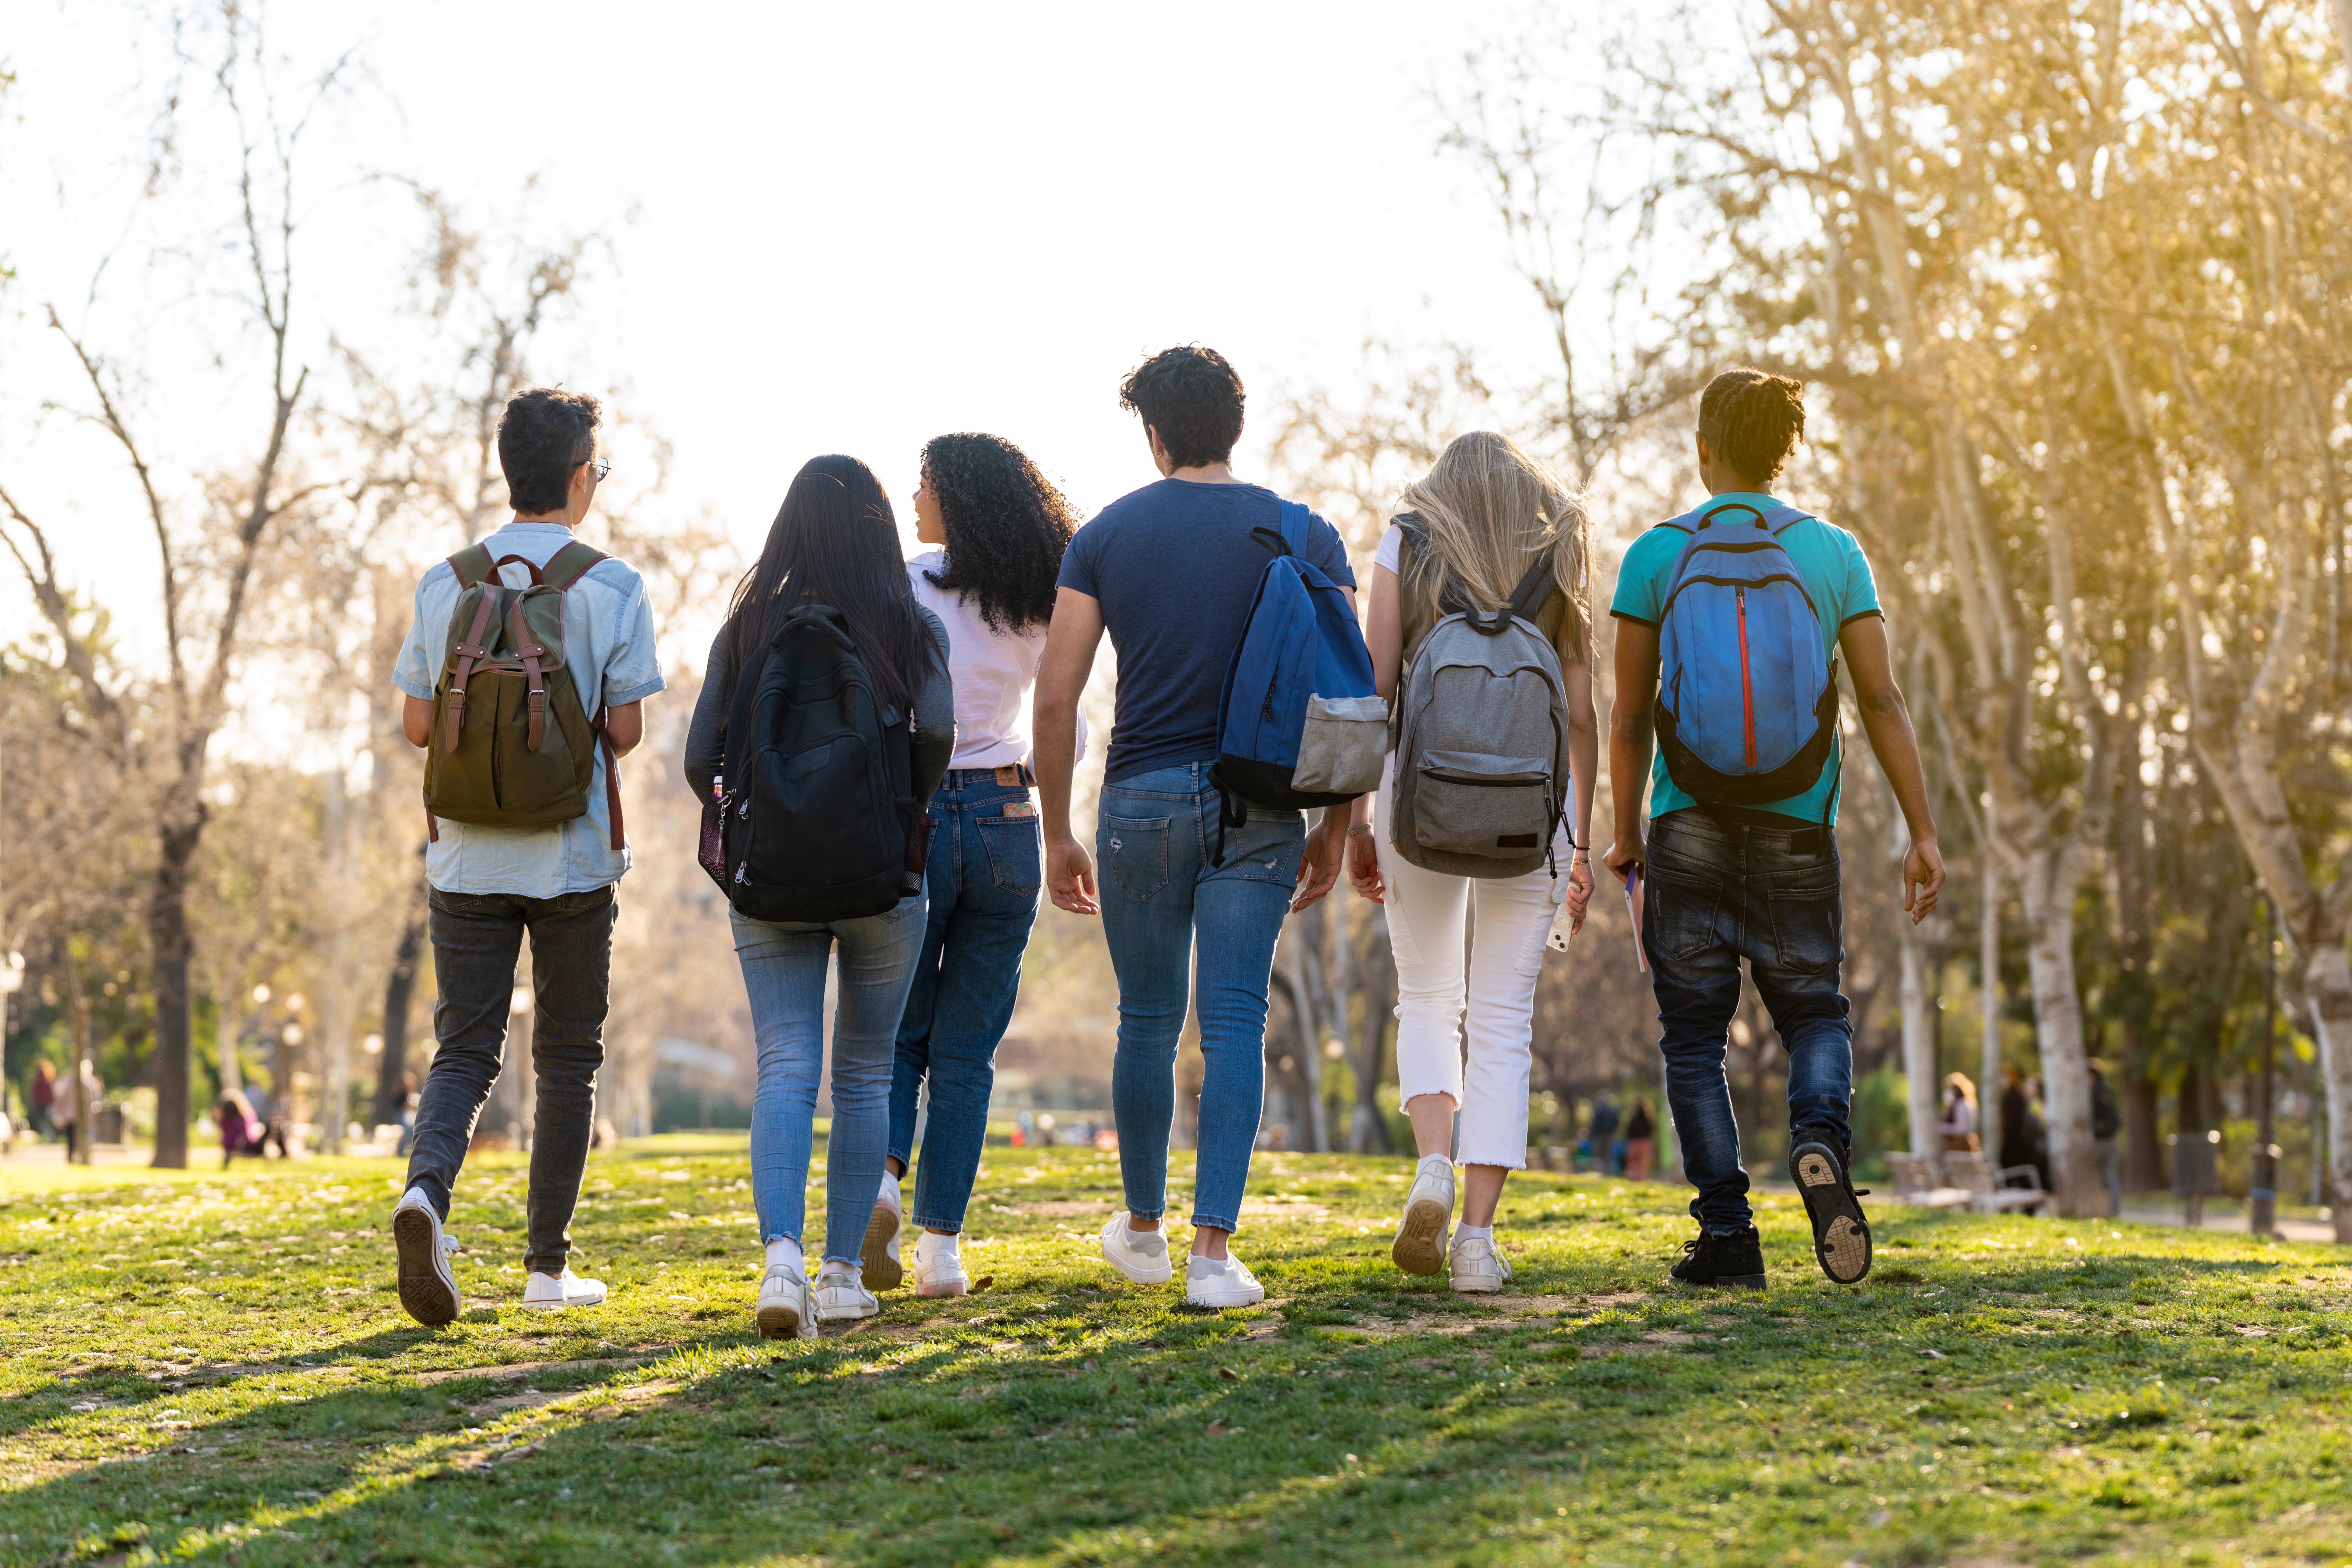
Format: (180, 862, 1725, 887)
(1057, 478, 1355, 783)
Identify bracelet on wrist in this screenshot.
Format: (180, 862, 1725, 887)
(1345, 824, 1373, 838)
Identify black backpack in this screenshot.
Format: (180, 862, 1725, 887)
(2091, 1077, 2123, 1141)
(718, 604, 922, 921)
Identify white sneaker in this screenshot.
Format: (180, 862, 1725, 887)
(520, 1268, 607, 1310)
(1393, 1155, 1457, 1276)
(1184, 1253, 1265, 1309)
(913, 1236, 968, 1298)
(813, 1265, 879, 1323)
(1448, 1233, 1512, 1294)
(392, 1186, 461, 1326)
(863, 1177, 904, 1292)
(1098, 1212, 1173, 1285)
(755, 1264, 816, 1340)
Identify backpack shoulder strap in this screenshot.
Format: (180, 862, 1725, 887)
(543, 540, 608, 590)
(447, 543, 497, 588)
(1504, 547, 1558, 621)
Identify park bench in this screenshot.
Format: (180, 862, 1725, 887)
(1947, 1150, 2050, 1215)
(1883, 1153, 1973, 1209)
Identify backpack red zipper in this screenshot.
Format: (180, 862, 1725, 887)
(1737, 586, 1757, 768)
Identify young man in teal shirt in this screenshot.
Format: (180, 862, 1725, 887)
(1604, 368, 1945, 1287)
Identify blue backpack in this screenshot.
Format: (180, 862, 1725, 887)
(1209, 501, 1387, 861)
(1654, 500, 1840, 818)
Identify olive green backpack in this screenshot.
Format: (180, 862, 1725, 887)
(422, 540, 623, 847)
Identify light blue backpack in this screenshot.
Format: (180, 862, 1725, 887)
(1654, 500, 1839, 817)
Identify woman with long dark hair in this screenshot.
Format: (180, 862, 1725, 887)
(684, 455, 952, 1337)
(862, 433, 1080, 1299)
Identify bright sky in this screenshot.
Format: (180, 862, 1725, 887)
(3, 0, 1570, 651)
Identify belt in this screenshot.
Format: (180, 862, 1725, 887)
(944, 763, 1035, 789)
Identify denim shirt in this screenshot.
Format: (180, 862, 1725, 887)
(393, 522, 667, 897)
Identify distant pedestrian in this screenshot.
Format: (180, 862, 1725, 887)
(28, 1060, 55, 1138)
(215, 1090, 264, 1169)
(1938, 1072, 1980, 1153)
(1997, 1064, 2042, 1185)
(51, 1060, 98, 1162)
(1624, 1099, 1656, 1182)
(388, 387, 664, 1326)
(393, 1073, 419, 1157)
(2088, 1059, 2123, 1214)
(1589, 1094, 1621, 1175)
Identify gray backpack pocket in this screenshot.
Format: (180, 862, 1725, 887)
(1412, 750, 1553, 858)
(1291, 692, 1390, 795)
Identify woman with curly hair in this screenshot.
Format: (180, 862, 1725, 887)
(863, 432, 1083, 1299)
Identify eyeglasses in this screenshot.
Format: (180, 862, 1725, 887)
(587, 458, 611, 481)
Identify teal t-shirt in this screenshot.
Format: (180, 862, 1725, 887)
(1608, 492, 1883, 826)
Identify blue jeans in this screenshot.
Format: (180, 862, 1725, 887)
(733, 893, 926, 1263)
(888, 775, 1042, 1233)
(1642, 809, 1853, 1236)
(1097, 762, 1304, 1235)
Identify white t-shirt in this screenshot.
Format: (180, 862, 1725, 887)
(906, 550, 1085, 771)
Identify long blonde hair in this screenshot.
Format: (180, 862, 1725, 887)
(1396, 431, 1590, 649)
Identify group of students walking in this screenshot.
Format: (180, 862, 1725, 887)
(386, 347, 1948, 1335)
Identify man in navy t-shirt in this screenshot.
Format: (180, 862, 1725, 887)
(1035, 345, 1352, 1310)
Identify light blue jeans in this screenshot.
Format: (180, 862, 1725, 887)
(1097, 762, 1304, 1234)
(733, 893, 926, 1264)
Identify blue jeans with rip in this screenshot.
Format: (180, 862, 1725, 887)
(1642, 809, 1853, 1236)
(1097, 762, 1304, 1235)
(888, 774, 1042, 1234)
(734, 893, 926, 1264)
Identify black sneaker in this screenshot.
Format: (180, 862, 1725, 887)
(1669, 1226, 1766, 1289)
(1791, 1140, 1872, 1284)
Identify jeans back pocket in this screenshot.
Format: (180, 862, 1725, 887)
(977, 813, 1043, 897)
(1102, 814, 1172, 900)
(1767, 881, 1843, 975)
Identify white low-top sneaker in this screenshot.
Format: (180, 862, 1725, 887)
(1392, 1155, 1457, 1276)
(863, 1179, 904, 1293)
(1184, 1253, 1265, 1309)
(1447, 1234, 1512, 1294)
(520, 1268, 607, 1310)
(755, 1264, 816, 1340)
(913, 1240, 969, 1299)
(392, 1186, 461, 1326)
(812, 1265, 879, 1323)
(1098, 1212, 1174, 1285)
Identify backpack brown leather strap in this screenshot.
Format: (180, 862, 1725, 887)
(443, 589, 502, 751)
(542, 541, 608, 591)
(509, 597, 550, 752)
(448, 543, 497, 589)
(592, 707, 624, 850)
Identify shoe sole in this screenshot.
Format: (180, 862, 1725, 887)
(1392, 1194, 1450, 1276)
(1449, 1275, 1504, 1294)
(1792, 1142, 1873, 1284)
(1100, 1227, 1174, 1285)
(392, 1205, 459, 1327)
(1673, 1273, 1768, 1290)
(815, 1301, 880, 1323)
(756, 1300, 810, 1340)
(518, 1287, 605, 1311)
(1185, 1284, 1266, 1308)
(863, 1205, 904, 1293)
(916, 1276, 968, 1298)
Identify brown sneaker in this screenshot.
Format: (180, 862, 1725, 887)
(1791, 1141, 1872, 1284)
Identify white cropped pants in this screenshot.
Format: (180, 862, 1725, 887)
(1373, 759, 1558, 1169)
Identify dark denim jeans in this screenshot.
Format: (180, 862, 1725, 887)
(1642, 810, 1853, 1235)
(405, 885, 615, 1275)
(888, 774, 1042, 1233)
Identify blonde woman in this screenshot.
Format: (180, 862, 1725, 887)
(1345, 431, 1599, 1292)
(1938, 1072, 1980, 1153)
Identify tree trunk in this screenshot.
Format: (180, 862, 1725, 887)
(2303, 943, 2352, 1241)
(1350, 912, 1395, 1154)
(1899, 921, 1943, 1184)
(148, 813, 203, 1168)
(2123, 1065, 2162, 1193)
(373, 895, 426, 1125)
(1978, 860, 2001, 1104)
(2016, 852, 2108, 1216)
(215, 966, 246, 1101)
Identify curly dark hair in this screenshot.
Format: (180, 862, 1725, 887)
(1118, 345, 1245, 469)
(919, 433, 1079, 635)
(1698, 367, 1806, 485)
(498, 387, 601, 514)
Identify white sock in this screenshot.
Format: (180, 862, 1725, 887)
(1126, 1217, 1159, 1240)
(1457, 1223, 1494, 1244)
(878, 1171, 903, 1210)
(1418, 1153, 1455, 1175)
(817, 1258, 860, 1283)
(1189, 1253, 1232, 1272)
(764, 1237, 803, 1273)
(916, 1231, 959, 1263)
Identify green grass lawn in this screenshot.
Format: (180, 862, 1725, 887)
(2, 1140, 2348, 1567)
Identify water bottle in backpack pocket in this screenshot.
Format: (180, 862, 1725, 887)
(1386, 520, 1574, 878)
(1206, 500, 1387, 861)
(1653, 501, 1839, 815)
(718, 604, 922, 922)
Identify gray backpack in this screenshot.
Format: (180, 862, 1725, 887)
(1387, 520, 1572, 877)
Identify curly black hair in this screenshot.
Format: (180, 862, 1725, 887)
(1698, 367, 1806, 485)
(919, 433, 1079, 635)
(498, 387, 600, 514)
(1118, 345, 1244, 469)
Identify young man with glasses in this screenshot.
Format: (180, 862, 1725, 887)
(386, 388, 665, 1324)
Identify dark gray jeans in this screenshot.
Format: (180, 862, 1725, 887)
(404, 884, 615, 1275)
